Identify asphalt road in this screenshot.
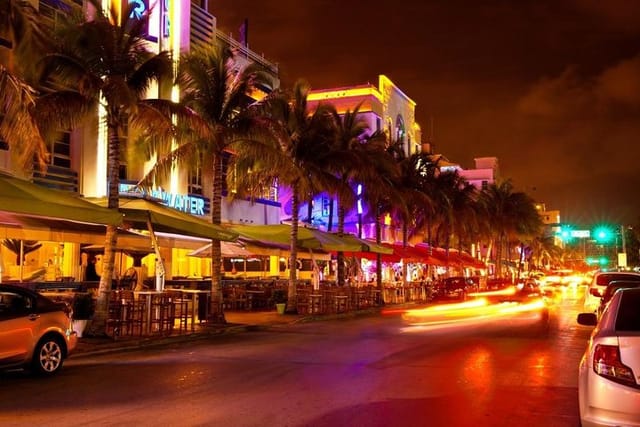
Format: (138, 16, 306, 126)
(0, 286, 592, 427)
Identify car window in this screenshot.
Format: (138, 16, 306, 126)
(603, 282, 640, 303)
(0, 291, 32, 319)
(615, 291, 640, 332)
(596, 274, 640, 286)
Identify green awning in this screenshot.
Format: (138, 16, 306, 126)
(0, 172, 122, 226)
(230, 224, 393, 254)
(87, 196, 238, 242)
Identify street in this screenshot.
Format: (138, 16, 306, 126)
(0, 287, 592, 427)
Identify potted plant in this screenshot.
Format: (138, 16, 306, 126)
(71, 292, 95, 337)
(271, 289, 287, 315)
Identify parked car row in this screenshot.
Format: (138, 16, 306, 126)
(576, 271, 640, 427)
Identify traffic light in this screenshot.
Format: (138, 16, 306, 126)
(593, 225, 614, 244)
(557, 225, 573, 243)
(586, 256, 610, 266)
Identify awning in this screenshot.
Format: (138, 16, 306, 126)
(87, 196, 238, 242)
(230, 224, 392, 254)
(0, 172, 122, 226)
(189, 241, 257, 258)
(415, 244, 485, 268)
(188, 240, 331, 261)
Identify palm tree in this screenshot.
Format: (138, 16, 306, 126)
(356, 132, 402, 295)
(328, 104, 384, 286)
(138, 43, 273, 322)
(231, 80, 339, 312)
(529, 235, 560, 270)
(412, 154, 449, 247)
(385, 139, 433, 281)
(39, 2, 175, 334)
(448, 178, 478, 257)
(0, 0, 48, 170)
(479, 180, 542, 278)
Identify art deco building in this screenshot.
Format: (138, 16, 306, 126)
(0, 0, 281, 281)
(304, 75, 423, 240)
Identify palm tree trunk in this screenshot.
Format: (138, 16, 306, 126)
(91, 119, 120, 336)
(91, 224, 118, 335)
(337, 204, 346, 286)
(401, 221, 408, 284)
(287, 185, 299, 313)
(209, 151, 225, 323)
(375, 205, 383, 303)
(496, 232, 504, 278)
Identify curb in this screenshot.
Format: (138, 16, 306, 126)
(72, 323, 266, 358)
(71, 305, 398, 358)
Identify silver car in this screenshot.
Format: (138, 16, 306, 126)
(0, 285, 78, 375)
(577, 287, 640, 427)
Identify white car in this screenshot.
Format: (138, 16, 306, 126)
(583, 271, 640, 314)
(577, 287, 640, 427)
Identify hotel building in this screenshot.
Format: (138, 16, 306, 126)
(0, 0, 282, 282)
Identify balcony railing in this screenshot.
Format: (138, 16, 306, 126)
(215, 30, 279, 74)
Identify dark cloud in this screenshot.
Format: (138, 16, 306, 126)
(213, 0, 640, 225)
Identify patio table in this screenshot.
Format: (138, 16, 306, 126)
(179, 289, 211, 329)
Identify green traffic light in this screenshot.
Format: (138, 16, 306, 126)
(593, 225, 614, 244)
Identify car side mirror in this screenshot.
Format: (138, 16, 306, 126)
(590, 288, 602, 297)
(577, 312, 597, 326)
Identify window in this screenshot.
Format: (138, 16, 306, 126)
(50, 131, 71, 168)
(615, 291, 640, 331)
(188, 154, 204, 196)
(395, 114, 405, 144)
(322, 197, 331, 216)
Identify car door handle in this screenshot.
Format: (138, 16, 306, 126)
(28, 314, 40, 321)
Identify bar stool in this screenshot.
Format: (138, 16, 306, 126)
(296, 289, 310, 314)
(106, 291, 124, 338)
(309, 293, 323, 314)
(335, 294, 348, 313)
(124, 295, 146, 337)
(167, 290, 189, 333)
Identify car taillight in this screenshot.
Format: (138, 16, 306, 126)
(593, 344, 637, 387)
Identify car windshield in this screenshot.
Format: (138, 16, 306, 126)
(615, 291, 640, 332)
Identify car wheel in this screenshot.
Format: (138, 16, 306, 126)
(32, 336, 65, 375)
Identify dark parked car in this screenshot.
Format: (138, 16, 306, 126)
(584, 271, 640, 313)
(434, 277, 478, 301)
(596, 280, 640, 318)
(0, 285, 77, 375)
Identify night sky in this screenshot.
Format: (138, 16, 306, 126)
(213, 0, 640, 227)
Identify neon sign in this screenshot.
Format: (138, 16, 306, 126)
(129, 0, 147, 19)
(119, 183, 206, 216)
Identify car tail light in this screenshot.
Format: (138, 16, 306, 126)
(593, 344, 637, 387)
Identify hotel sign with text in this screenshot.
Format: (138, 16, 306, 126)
(119, 183, 207, 216)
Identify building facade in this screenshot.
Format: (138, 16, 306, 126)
(0, 0, 282, 281)
(304, 75, 423, 239)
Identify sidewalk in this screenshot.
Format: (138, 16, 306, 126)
(72, 307, 382, 357)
